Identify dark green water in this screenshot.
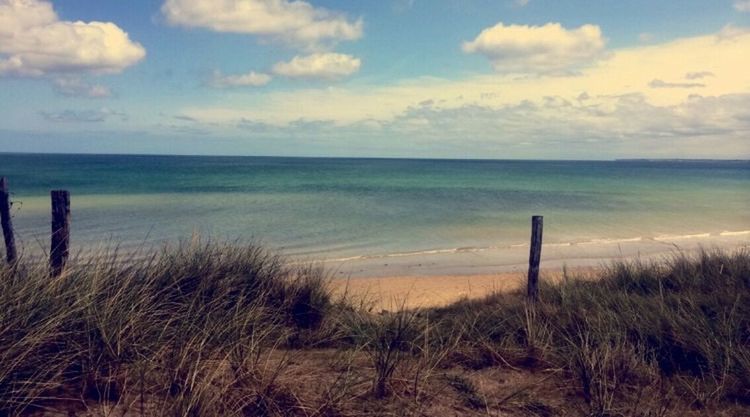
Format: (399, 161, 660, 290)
(1, 153, 748, 262)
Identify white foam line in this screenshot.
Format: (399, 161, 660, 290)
(312, 231, 741, 263)
(326, 255, 367, 262)
(578, 237, 643, 245)
(654, 233, 711, 241)
(323, 247, 487, 263)
(720, 230, 750, 236)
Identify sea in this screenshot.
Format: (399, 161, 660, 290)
(1, 153, 748, 277)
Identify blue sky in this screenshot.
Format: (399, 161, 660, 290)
(0, 0, 749, 159)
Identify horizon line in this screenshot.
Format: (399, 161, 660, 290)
(1, 151, 749, 163)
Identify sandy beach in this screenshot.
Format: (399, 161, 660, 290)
(333, 266, 600, 310)
(322, 232, 750, 279)
(327, 233, 750, 309)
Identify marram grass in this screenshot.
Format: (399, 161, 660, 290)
(0, 242, 748, 416)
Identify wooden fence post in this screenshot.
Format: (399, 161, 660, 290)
(527, 215, 543, 301)
(50, 190, 70, 277)
(0, 177, 17, 264)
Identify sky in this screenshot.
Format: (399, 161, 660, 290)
(0, 0, 749, 159)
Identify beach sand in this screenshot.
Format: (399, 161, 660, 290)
(326, 235, 750, 309)
(332, 267, 599, 310)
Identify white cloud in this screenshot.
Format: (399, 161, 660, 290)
(514, 0, 530, 7)
(209, 70, 271, 87)
(183, 28, 750, 126)
(375, 92, 750, 158)
(161, 0, 362, 49)
(177, 27, 750, 158)
(0, 0, 146, 77)
(52, 77, 112, 98)
(734, 1, 750, 12)
(462, 22, 606, 74)
(272, 53, 360, 79)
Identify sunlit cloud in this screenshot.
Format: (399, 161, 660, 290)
(462, 22, 606, 74)
(175, 27, 750, 158)
(272, 53, 361, 80)
(161, 0, 363, 50)
(0, 0, 145, 77)
(208, 70, 272, 88)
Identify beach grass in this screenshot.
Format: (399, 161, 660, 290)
(0, 242, 748, 416)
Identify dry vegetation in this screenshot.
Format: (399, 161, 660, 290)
(0, 242, 748, 416)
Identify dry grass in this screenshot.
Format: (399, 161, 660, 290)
(431, 248, 750, 415)
(0, 243, 748, 416)
(0, 241, 338, 416)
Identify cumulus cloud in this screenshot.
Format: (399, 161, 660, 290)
(177, 27, 750, 158)
(209, 70, 271, 88)
(52, 77, 112, 98)
(0, 0, 146, 77)
(462, 22, 606, 74)
(161, 0, 362, 49)
(40, 108, 127, 123)
(272, 53, 360, 79)
(184, 26, 750, 127)
(734, 1, 750, 12)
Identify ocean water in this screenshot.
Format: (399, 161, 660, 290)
(1, 153, 748, 275)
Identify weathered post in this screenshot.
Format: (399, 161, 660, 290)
(527, 215, 543, 301)
(0, 177, 17, 264)
(50, 190, 70, 277)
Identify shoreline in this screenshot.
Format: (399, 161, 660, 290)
(328, 236, 750, 309)
(321, 233, 750, 279)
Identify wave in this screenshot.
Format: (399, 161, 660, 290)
(319, 230, 749, 263)
(577, 237, 643, 245)
(653, 233, 711, 241)
(720, 230, 750, 236)
(324, 246, 490, 262)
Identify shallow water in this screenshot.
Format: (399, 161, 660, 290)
(1, 153, 748, 275)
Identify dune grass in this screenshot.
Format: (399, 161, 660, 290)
(0, 241, 338, 416)
(0, 242, 748, 416)
(429, 249, 750, 414)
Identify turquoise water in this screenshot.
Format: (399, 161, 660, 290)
(1, 153, 748, 264)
